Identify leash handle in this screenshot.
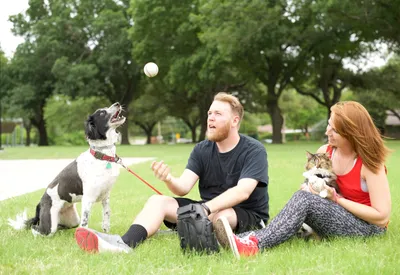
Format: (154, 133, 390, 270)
(118, 160, 163, 195)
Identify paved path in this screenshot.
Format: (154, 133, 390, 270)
(0, 158, 154, 201)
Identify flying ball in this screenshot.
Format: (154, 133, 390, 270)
(144, 62, 159, 78)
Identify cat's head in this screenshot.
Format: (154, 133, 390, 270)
(305, 151, 333, 171)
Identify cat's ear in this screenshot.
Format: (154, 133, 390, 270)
(306, 151, 314, 160)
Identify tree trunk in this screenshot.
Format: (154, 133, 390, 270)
(36, 118, 49, 146)
(181, 119, 198, 143)
(119, 75, 139, 145)
(135, 121, 156, 145)
(120, 122, 129, 145)
(25, 125, 31, 146)
(268, 102, 284, 144)
(198, 116, 207, 142)
(190, 126, 197, 143)
(146, 132, 151, 144)
(197, 91, 214, 142)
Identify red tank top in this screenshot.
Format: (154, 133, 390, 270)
(326, 146, 371, 206)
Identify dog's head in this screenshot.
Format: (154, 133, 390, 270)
(85, 102, 126, 141)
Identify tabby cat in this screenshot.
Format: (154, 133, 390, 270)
(298, 151, 339, 240)
(302, 151, 339, 196)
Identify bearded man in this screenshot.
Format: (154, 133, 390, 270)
(75, 92, 270, 253)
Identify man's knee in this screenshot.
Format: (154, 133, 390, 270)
(210, 208, 237, 229)
(144, 195, 177, 209)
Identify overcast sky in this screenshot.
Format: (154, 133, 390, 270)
(0, 0, 391, 71)
(0, 0, 29, 57)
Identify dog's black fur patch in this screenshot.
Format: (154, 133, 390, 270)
(85, 109, 112, 140)
(48, 160, 83, 202)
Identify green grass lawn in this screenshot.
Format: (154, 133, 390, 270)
(0, 141, 399, 274)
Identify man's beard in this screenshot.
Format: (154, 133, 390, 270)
(207, 122, 230, 142)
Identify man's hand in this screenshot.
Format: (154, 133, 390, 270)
(151, 161, 172, 182)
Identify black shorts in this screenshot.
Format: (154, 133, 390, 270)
(164, 197, 265, 234)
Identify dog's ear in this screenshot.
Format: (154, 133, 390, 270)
(85, 115, 96, 140)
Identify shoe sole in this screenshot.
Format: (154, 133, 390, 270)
(75, 227, 99, 253)
(214, 218, 230, 249)
(215, 217, 240, 260)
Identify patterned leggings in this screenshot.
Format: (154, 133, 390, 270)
(240, 190, 386, 249)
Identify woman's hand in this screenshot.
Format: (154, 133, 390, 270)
(308, 184, 339, 202)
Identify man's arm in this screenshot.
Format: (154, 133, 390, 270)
(203, 178, 258, 213)
(151, 161, 199, 196)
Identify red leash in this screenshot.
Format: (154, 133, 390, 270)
(118, 160, 163, 195)
(89, 149, 163, 195)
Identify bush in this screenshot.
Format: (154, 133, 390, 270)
(51, 131, 87, 146)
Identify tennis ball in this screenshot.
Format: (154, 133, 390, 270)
(144, 62, 159, 77)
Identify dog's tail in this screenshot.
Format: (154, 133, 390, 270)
(8, 204, 41, 230)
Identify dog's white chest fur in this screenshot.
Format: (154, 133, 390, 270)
(77, 150, 120, 202)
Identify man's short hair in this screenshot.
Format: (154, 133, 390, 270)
(214, 92, 244, 123)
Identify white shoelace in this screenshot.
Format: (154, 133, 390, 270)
(237, 233, 256, 245)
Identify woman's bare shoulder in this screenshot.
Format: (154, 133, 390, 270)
(316, 144, 329, 153)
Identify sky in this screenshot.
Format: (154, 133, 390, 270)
(0, 0, 392, 71)
(0, 0, 29, 58)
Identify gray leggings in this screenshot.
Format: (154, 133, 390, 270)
(241, 190, 386, 249)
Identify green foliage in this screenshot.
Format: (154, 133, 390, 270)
(44, 95, 109, 145)
(3, 0, 400, 146)
(240, 112, 263, 137)
(130, 0, 246, 141)
(0, 49, 11, 100)
(194, 0, 355, 143)
(129, 91, 169, 143)
(326, 0, 400, 47)
(351, 55, 400, 132)
(52, 57, 100, 98)
(280, 90, 326, 131)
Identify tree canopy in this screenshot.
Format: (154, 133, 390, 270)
(1, 0, 399, 145)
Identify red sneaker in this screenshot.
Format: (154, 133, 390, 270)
(75, 227, 131, 253)
(214, 216, 259, 259)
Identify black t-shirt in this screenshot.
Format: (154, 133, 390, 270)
(186, 134, 269, 221)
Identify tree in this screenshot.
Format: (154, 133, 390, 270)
(351, 56, 400, 132)
(51, 0, 142, 144)
(130, 0, 245, 142)
(280, 90, 325, 135)
(327, 0, 400, 48)
(195, 0, 335, 143)
(283, 0, 368, 120)
(0, 49, 11, 149)
(8, 0, 90, 145)
(44, 95, 109, 145)
(130, 90, 168, 144)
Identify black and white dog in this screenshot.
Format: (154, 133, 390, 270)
(8, 102, 126, 236)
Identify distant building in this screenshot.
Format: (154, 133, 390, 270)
(385, 110, 400, 139)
